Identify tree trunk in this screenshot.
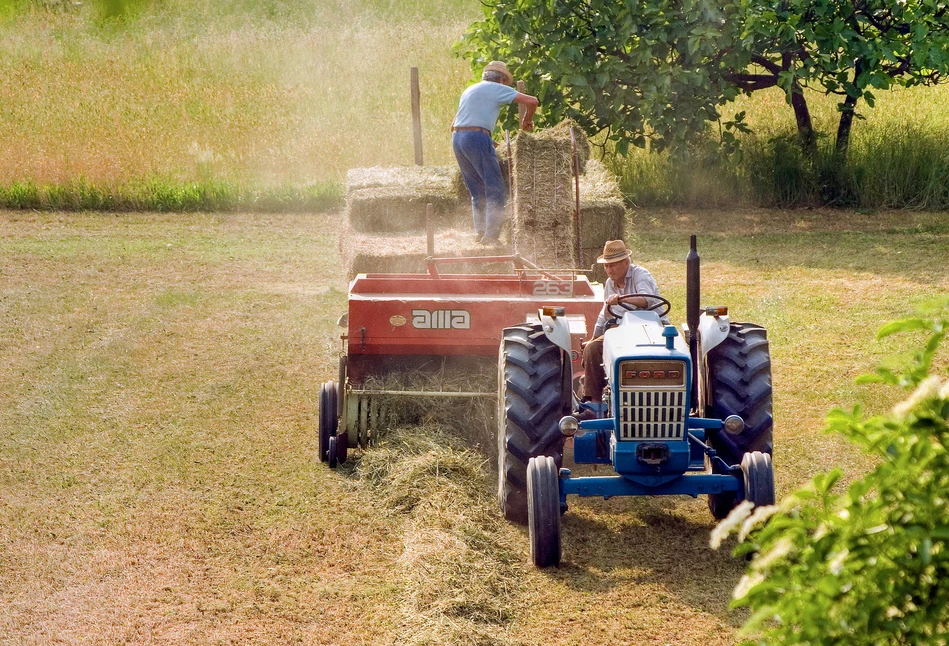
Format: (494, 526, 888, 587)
(790, 84, 817, 161)
(835, 63, 863, 162)
(835, 93, 859, 162)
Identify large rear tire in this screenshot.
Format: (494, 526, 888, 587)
(498, 323, 569, 525)
(705, 323, 772, 519)
(319, 381, 338, 463)
(528, 456, 562, 568)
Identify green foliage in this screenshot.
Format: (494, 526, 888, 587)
(458, 0, 949, 157)
(714, 299, 949, 645)
(456, 0, 747, 154)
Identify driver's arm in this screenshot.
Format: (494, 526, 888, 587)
(607, 293, 649, 308)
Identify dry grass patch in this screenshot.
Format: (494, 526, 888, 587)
(4, 208, 949, 644)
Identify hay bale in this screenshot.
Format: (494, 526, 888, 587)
(345, 165, 465, 233)
(578, 159, 626, 269)
(338, 215, 512, 279)
(510, 119, 590, 269)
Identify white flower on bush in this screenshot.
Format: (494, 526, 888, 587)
(893, 375, 943, 418)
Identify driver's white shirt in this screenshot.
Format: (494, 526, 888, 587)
(593, 263, 663, 337)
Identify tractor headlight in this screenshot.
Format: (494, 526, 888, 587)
(724, 415, 745, 435)
(559, 415, 579, 437)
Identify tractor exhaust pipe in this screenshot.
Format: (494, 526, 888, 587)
(686, 235, 700, 404)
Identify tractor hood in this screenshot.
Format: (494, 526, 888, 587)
(603, 310, 689, 366)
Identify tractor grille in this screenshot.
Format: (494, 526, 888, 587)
(618, 390, 686, 440)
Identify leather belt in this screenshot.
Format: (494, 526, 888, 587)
(452, 126, 491, 136)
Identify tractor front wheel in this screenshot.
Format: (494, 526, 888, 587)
(319, 381, 338, 463)
(528, 455, 562, 568)
(741, 451, 775, 507)
(706, 323, 773, 519)
(498, 323, 569, 525)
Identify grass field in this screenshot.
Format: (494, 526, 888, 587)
(3, 207, 948, 644)
(2, 1, 949, 209)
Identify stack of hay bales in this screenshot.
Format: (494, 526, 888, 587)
(339, 165, 508, 279)
(511, 120, 590, 269)
(511, 120, 625, 272)
(577, 158, 626, 269)
(346, 166, 465, 233)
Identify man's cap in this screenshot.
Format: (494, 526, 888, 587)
(597, 239, 632, 264)
(483, 61, 514, 85)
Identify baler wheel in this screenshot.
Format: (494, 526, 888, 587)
(498, 323, 569, 525)
(328, 435, 338, 469)
(741, 451, 775, 507)
(527, 455, 562, 568)
(319, 381, 339, 463)
(705, 323, 772, 519)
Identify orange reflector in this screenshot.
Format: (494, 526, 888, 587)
(542, 306, 566, 317)
(705, 306, 728, 316)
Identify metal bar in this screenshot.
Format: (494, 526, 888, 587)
(570, 127, 582, 265)
(350, 388, 496, 398)
(426, 203, 435, 256)
(560, 473, 740, 499)
(411, 66, 423, 165)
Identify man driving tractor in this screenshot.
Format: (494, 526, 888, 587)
(580, 239, 668, 416)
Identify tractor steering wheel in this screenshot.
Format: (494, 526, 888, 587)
(607, 293, 672, 319)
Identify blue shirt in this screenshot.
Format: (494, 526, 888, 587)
(454, 81, 519, 132)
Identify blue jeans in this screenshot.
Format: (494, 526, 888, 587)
(452, 130, 507, 239)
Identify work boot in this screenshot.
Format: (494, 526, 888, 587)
(473, 233, 484, 244)
(480, 236, 504, 248)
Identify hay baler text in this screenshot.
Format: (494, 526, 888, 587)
(319, 255, 604, 467)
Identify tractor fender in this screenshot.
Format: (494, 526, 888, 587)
(698, 311, 731, 358)
(538, 308, 572, 355)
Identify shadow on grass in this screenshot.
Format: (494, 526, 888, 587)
(544, 496, 747, 627)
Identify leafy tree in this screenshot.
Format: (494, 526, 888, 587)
(457, 0, 949, 161)
(713, 299, 949, 645)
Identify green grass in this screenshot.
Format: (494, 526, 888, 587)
(1, 1, 949, 210)
(3, 208, 949, 643)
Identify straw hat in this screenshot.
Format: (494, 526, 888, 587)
(597, 239, 632, 264)
(483, 61, 514, 85)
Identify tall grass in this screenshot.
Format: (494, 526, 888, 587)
(611, 84, 949, 209)
(0, 0, 476, 210)
(2, 0, 949, 210)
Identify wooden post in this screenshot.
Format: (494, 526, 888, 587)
(411, 66, 424, 166)
(516, 80, 526, 125)
(426, 203, 435, 255)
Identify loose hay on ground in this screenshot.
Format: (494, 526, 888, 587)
(355, 425, 525, 646)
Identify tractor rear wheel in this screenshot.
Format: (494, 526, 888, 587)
(498, 323, 569, 525)
(741, 451, 775, 507)
(528, 455, 562, 568)
(705, 323, 772, 519)
(319, 381, 338, 463)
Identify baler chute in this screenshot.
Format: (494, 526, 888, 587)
(319, 254, 604, 467)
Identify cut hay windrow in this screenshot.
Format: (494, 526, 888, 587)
(356, 425, 525, 645)
(511, 119, 591, 269)
(338, 216, 515, 280)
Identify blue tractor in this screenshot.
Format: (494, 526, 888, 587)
(497, 236, 774, 567)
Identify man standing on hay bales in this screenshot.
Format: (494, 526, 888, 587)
(580, 240, 667, 414)
(451, 61, 538, 247)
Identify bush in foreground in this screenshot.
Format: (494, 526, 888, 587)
(714, 299, 949, 645)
